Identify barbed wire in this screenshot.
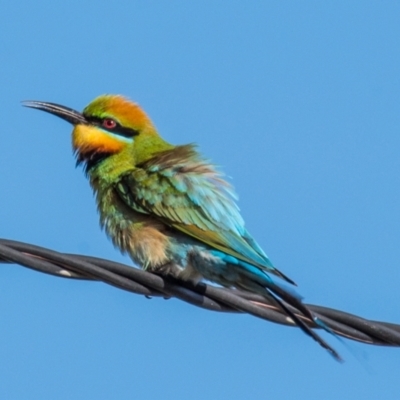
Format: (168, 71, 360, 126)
(1, 238, 400, 348)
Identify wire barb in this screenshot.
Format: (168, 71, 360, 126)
(1, 238, 400, 350)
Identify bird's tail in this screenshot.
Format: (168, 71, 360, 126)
(238, 263, 342, 361)
(265, 281, 342, 362)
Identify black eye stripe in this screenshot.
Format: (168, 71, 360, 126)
(84, 115, 139, 138)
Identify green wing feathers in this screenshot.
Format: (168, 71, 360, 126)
(114, 145, 293, 283)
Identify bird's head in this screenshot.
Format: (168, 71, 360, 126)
(24, 95, 172, 173)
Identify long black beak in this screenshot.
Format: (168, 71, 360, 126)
(22, 100, 87, 125)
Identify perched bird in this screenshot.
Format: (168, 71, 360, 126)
(24, 95, 340, 360)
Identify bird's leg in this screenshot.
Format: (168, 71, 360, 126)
(155, 261, 202, 285)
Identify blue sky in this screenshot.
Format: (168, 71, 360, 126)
(1, 1, 400, 398)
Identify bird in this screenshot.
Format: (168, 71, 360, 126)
(23, 94, 340, 360)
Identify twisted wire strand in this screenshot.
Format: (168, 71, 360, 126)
(1, 238, 400, 347)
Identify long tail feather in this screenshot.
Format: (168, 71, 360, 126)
(266, 283, 343, 362)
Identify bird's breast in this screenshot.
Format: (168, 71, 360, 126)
(92, 181, 170, 269)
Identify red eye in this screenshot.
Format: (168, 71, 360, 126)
(102, 118, 117, 129)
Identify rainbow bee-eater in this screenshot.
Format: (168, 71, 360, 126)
(23, 95, 340, 360)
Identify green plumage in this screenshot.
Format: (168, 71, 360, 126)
(23, 95, 342, 361)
